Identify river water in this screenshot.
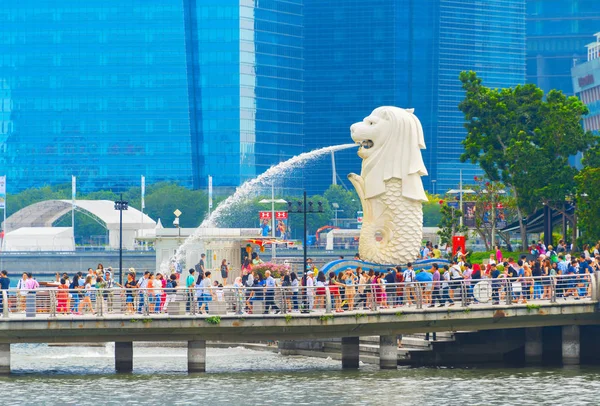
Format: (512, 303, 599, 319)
(0, 344, 597, 405)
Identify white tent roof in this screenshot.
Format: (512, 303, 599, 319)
(4, 199, 156, 230)
(3, 227, 75, 252)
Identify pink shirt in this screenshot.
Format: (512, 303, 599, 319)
(24, 278, 39, 290)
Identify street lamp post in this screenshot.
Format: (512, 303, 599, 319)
(114, 194, 129, 285)
(173, 209, 182, 239)
(332, 202, 343, 227)
(288, 192, 323, 276)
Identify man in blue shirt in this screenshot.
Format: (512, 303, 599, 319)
(0, 270, 10, 316)
(490, 264, 500, 305)
(264, 270, 280, 314)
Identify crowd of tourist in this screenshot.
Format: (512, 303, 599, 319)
(0, 239, 596, 317)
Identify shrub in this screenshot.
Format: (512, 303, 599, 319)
(251, 262, 290, 278)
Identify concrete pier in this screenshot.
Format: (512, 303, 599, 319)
(341, 337, 360, 369)
(562, 325, 580, 365)
(379, 335, 397, 369)
(115, 342, 133, 373)
(525, 327, 543, 365)
(188, 340, 206, 373)
(0, 344, 9, 375)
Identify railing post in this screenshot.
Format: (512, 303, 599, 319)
(281, 287, 287, 315)
(415, 283, 423, 310)
(593, 271, 600, 302)
(505, 279, 512, 305)
(2, 291, 8, 318)
(461, 280, 468, 308)
(49, 290, 57, 318)
(551, 276, 557, 303)
(325, 286, 332, 313)
(143, 292, 149, 316)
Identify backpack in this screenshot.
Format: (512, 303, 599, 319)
(166, 280, 176, 294)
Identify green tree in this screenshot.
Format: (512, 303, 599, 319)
(143, 182, 208, 228)
(575, 167, 600, 244)
(423, 192, 442, 227)
(437, 203, 468, 246)
(323, 185, 360, 224)
(459, 71, 596, 249)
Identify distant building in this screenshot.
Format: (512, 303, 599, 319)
(572, 33, 600, 133)
(304, 0, 526, 195)
(527, 0, 600, 95)
(0, 1, 303, 193)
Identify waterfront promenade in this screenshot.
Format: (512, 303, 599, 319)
(0, 274, 599, 374)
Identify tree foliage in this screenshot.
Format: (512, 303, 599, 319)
(458, 71, 596, 248)
(575, 167, 600, 244)
(437, 204, 468, 246)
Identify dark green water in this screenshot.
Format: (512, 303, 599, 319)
(0, 344, 597, 405)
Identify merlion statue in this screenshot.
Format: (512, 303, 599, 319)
(348, 106, 428, 265)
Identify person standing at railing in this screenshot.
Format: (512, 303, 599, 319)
(490, 263, 501, 305)
(69, 275, 81, 314)
(471, 264, 482, 304)
(314, 271, 326, 310)
(290, 272, 299, 312)
(565, 259, 580, 300)
(439, 265, 453, 307)
(355, 268, 368, 310)
(448, 263, 462, 305)
(163, 274, 178, 313)
(304, 270, 314, 312)
(541, 258, 552, 300)
(521, 261, 532, 304)
(57, 278, 69, 314)
(344, 269, 356, 311)
(137, 271, 151, 313)
(0, 271, 9, 316)
(157, 273, 167, 312)
(124, 273, 137, 314)
(384, 269, 396, 306)
(16, 273, 28, 312)
(402, 264, 416, 306)
(394, 266, 404, 307)
(429, 264, 440, 308)
(531, 260, 542, 299)
(80, 275, 95, 315)
(199, 271, 214, 314)
(264, 270, 280, 314)
(462, 263, 473, 305)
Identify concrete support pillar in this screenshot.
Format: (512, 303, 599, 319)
(525, 327, 543, 365)
(0, 344, 9, 375)
(379, 335, 397, 369)
(115, 342, 133, 373)
(341, 337, 360, 369)
(188, 340, 206, 373)
(562, 325, 580, 366)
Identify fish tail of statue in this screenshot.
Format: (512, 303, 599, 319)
(350, 106, 427, 265)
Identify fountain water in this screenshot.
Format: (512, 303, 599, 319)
(167, 143, 357, 267)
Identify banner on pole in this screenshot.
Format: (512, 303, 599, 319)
(0, 176, 5, 209)
(71, 175, 76, 207)
(208, 175, 213, 209)
(141, 175, 146, 209)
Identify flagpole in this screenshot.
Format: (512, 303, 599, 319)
(72, 175, 76, 248)
(141, 175, 145, 251)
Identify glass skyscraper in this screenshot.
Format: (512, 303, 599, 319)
(2, 1, 527, 196)
(304, 0, 526, 195)
(527, 0, 600, 95)
(0, 1, 303, 193)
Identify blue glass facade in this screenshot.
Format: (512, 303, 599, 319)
(0, 2, 193, 191)
(304, 0, 526, 195)
(0, 1, 303, 193)
(527, 0, 600, 95)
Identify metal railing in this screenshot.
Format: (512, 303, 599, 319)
(0, 274, 595, 319)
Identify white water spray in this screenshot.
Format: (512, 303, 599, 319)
(167, 144, 357, 267)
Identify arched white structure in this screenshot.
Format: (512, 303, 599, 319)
(3, 200, 156, 250)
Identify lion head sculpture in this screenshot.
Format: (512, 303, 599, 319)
(350, 106, 428, 202)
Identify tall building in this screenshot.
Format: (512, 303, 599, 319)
(572, 33, 600, 133)
(527, 0, 600, 95)
(304, 0, 526, 195)
(0, 1, 303, 193)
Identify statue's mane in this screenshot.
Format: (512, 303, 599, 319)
(361, 106, 428, 202)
